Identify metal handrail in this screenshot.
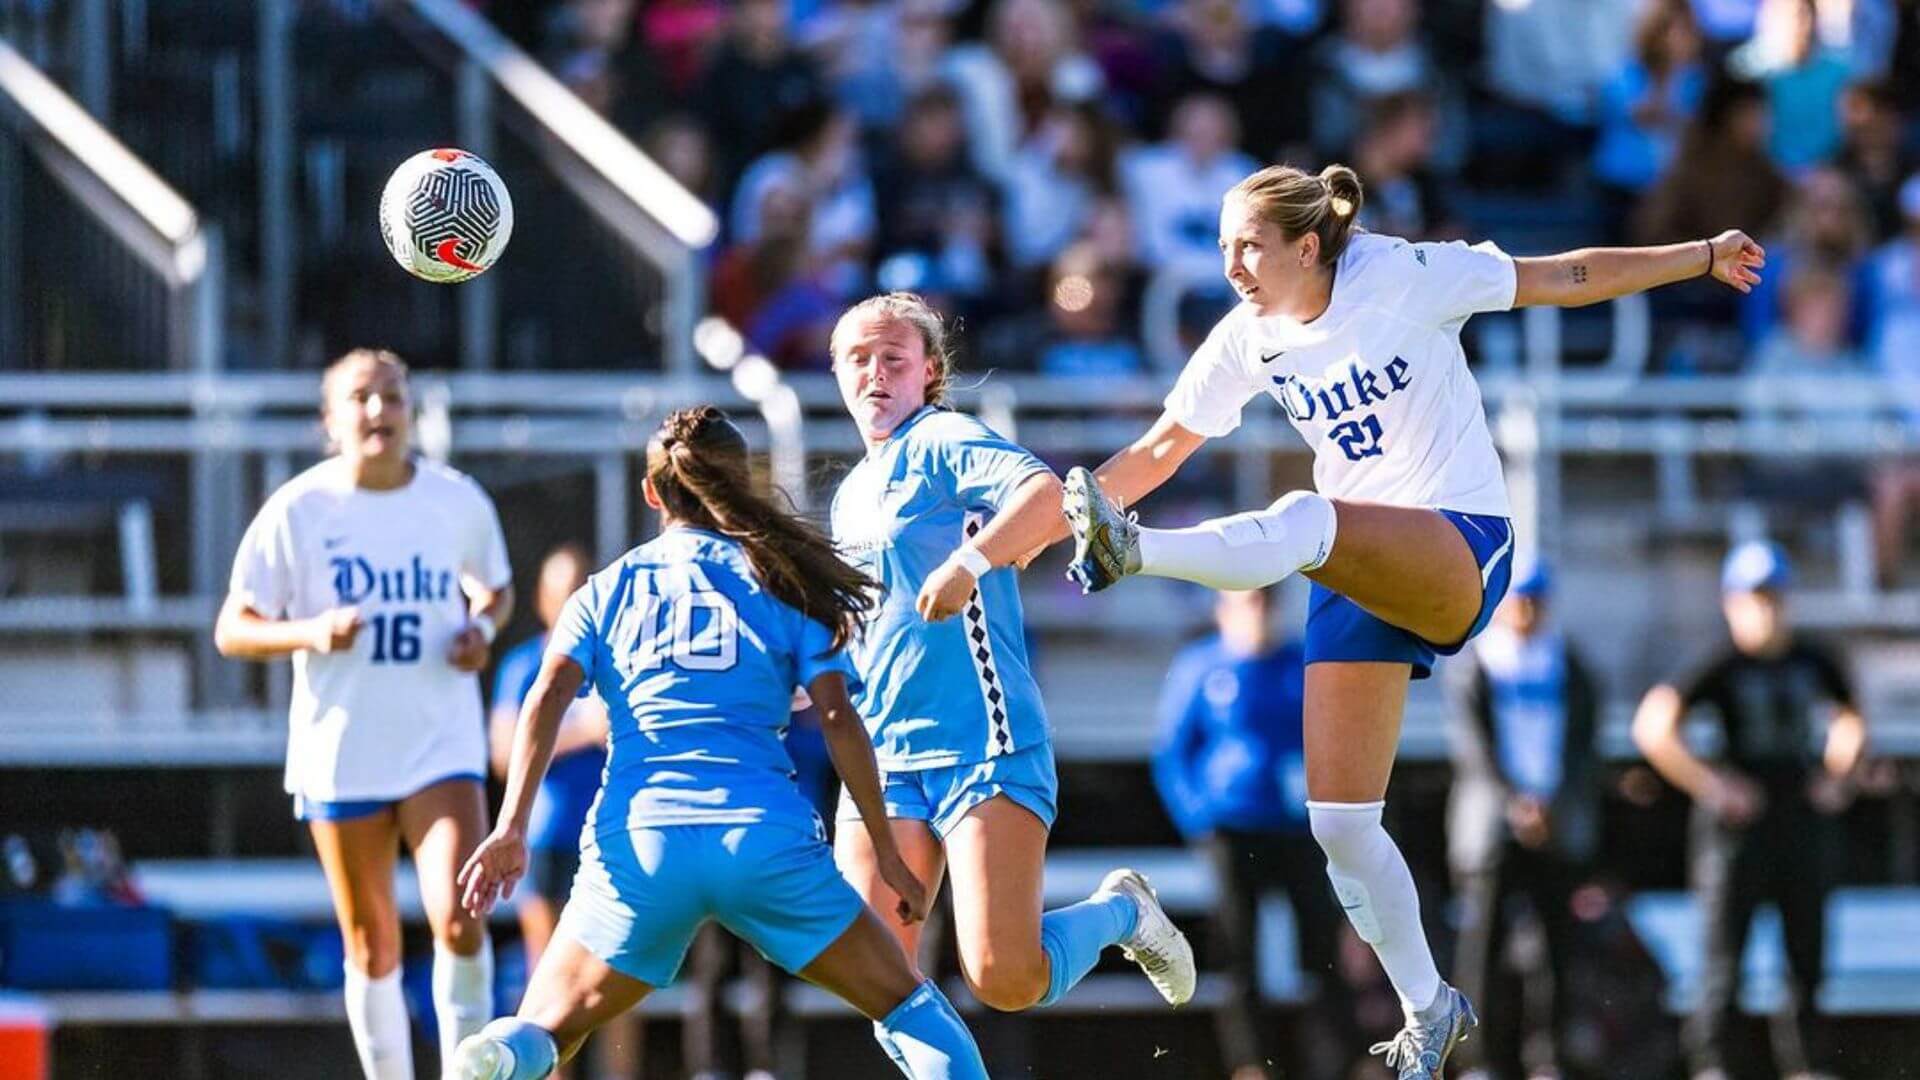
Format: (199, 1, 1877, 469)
(0, 37, 220, 371)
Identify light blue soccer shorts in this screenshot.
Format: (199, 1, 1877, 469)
(1304, 509, 1514, 681)
(554, 817, 867, 987)
(836, 741, 1059, 840)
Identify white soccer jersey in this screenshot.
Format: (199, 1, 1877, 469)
(1164, 231, 1516, 516)
(228, 457, 512, 801)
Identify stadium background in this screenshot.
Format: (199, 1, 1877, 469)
(2, 0, 1920, 1076)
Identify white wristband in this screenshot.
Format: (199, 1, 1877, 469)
(471, 613, 498, 646)
(948, 545, 993, 580)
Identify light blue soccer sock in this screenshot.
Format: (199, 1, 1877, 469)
(872, 1020, 914, 1073)
(461, 1017, 557, 1080)
(1037, 892, 1139, 1006)
(878, 980, 989, 1080)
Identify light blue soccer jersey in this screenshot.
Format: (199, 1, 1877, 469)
(831, 406, 1052, 770)
(547, 528, 857, 833)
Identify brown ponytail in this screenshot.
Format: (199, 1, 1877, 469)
(646, 406, 874, 650)
(1227, 163, 1366, 267)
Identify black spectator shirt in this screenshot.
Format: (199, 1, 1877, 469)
(1672, 638, 1854, 789)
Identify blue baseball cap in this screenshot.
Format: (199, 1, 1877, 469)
(1721, 540, 1793, 593)
(1509, 559, 1552, 599)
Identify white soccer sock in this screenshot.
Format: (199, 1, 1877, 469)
(344, 963, 414, 1080)
(1135, 491, 1337, 590)
(434, 937, 495, 1062)
(1306, 801, 1443, 1019)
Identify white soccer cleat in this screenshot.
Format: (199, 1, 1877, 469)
(447, 1033, 513, 1080)
(1098, 868, 1196, 1007)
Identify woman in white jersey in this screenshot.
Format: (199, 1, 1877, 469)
(214, 349, 515, 1079)
(1053, 164, 1764, 1078)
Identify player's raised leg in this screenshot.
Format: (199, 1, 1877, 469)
(1065, 467, 1337, 594)
(1303, 661, 1475, 1078)
(801, 907, 989, 1079)
(310, 811, 412, 1080)
(450, 935, 651, 1079)
(399, 775, 496, 1061)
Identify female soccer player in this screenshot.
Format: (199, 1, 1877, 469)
(214, 348, 513, 1079)
(1057, 164, 1764, 1077)
(449, 407, 987, 1080)
(827, 293, 1196, 1046)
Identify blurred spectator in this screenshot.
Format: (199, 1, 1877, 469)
(944, 0, 1107, 183)
(1594, 0, 1709, 212)
(982, 240, 1145, 375)
(1835, 80, 1914, 237)
(1633, 75, 1788, 247)
(684, 923, 783, 1080)
(1150, 0, 1312, 159)
(1728, 0, 1855, 170)
(872, 86, 1001, 305)
(730, 100, 876, 296)
(1632, 541, 1867, 1080)
(637, 0, 729, 95)
(540, 0, 669, 135)
(1447, 562, 1601, 1080)
(642, 113, 720, 206)
(693, 0, 826, 196)
(1062, 0, 1164, 132)
(711, 185, 841, 369)
(1153, 588, 1360, 1080)
(1120, 93, 1259, 274)
(798, 0, 952, 132)
(1864, 175, 1920, 583)
(1751, 261, 1863, 376)
(1478, 0, 1636, 184)
(1739, 166, 1874, 345)
(1308, 0, 1468, 173)
(1002, 101, 1122, 271)
(1351, 92, 1459, 241)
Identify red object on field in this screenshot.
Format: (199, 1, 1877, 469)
(0, 998, 50, 1080)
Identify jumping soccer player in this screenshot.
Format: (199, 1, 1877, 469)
(1058, 164, 1764, 1078)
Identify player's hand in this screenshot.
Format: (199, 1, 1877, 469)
(1506, 795, 1552, 850)
(308, 607, 364, 654)
(1705, 770, 1765, 826)
(457, 825, 527, 918)
(916, 561, 977, 623)
(448, 626, 491, 672)
(1704, 230, 1765, 294)
(877, 851, 930, 925)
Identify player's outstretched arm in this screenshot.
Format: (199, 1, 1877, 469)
(1512, 229, 1765, 309)
(996, 414, 1212, 571)
(461, 653, 584, 916)
(809, 670, 930, 925)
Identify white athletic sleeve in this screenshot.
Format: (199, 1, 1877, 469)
(1403, 240, 1517, 324)
(228, 497, 297, 618)
(461, 485, 513, 595)
(1162, 311, 1261, 438)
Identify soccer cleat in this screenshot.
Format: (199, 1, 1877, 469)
(1098, 868, 1196, 1006)
(1369, 984, 1478, 1080)
(1062, 467, 1140, 594)
(448, 1033, 513, 1080)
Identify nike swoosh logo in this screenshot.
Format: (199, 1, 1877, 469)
(434, 238, 485, 272)
(1259, 351, 1285, 364)
(323, 537, 347, 549)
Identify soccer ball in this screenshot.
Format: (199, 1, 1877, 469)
(378, 148, 514, 283)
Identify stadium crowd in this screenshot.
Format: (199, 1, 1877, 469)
(478, 0, 1918, 380)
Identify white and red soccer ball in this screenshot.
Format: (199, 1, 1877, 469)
(378, 148, 514, 283)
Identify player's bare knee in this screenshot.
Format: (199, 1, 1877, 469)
(964, 954, 1048, 1012)
(344, 926, 402, 978)
(434, 908, 488, 954)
